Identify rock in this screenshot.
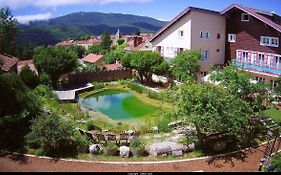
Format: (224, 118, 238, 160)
(187, 143, 195, 152)
(172, 150, 183, 156)
(152, 126, 159, 133)
(89, 144, 102, 155)
(119, 146, 130, 158)
(126, 130, 134, 136)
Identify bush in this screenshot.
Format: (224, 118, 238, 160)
(35, 148, 46, 156)
(85, 120, 102, 131)
(156, 114, 171, 133)
(147, 91, 161, 100)
(26, 113, 85, 157)
(39, 72, 52, 87)
(20, 65, 39, 89)
(130, 139, 145, 150)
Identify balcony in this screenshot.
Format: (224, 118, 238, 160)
(235, 60, 281, 76)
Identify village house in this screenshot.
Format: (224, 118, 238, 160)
(17, 60, 38, 75)
(150, 4, 281, 83)
(0, 54, 19, 75)
(81, 54, 104, 67)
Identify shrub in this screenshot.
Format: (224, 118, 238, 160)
(26, 113, 86, 157)
(20, 65, 39, 89)
(156, 114, 171, 133)
(130, 139, 145, 150)
(147, 91, 161, 100)
(35, 148, 46, 156)
(39, 72, 52, 87)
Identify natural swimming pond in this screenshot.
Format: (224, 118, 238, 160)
(80, 90, 157, 120)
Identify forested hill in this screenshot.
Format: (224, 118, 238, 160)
(17, 12, 167, 47)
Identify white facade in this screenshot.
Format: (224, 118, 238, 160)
(151, 9, 226, 72)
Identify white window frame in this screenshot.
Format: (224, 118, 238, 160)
(201, 50, 209, 61)
(241, 13, 250, 22)
(205, 32, 210, 39)
(228, 34, 236, 43)
(179, 30, 184, 38)
(260, 36, 279, 47)
(200, 32, 204, 39)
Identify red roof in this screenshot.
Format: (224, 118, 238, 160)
(150, 7, 220, 42)
(221, 4, 281, 33)
(0, 54, 19, 72)
(82, 54, 104, 63)
(104, 63, 123, 71)
(56, 40, 75, 46)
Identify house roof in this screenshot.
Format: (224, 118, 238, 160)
(82, 54, 104, 63)
(17, 59, 38, 74)
(221, 4, 281, 33)
(104, 63, 123, 71)
(150, 7, 220, 42)
(0, 54, 19, 72)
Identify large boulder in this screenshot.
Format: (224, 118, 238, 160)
(89, 144, 102, 155)
(120, 146, 130, 158)
(172, 150, 183, 156)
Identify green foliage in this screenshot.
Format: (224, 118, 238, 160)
(121, 51, 167, 84)
(39, 72, 52, 87)
(0, 7, 18, 55)
(33, 85, 55, 99)
(121, 80, 146, 93)
(274, 78, 281, 96)
(16, 42, 33, 60)
(20, 65, 39, 89)
(179, 83, 253, 138)
(33, 46, 78, 87)
(104, 44, 127, 64)
(271, 153, 281, 172)
(135, 29, 141, 36)
(67, 45, 85, 58)
(171, 50, 201, 82)
(156, 113, 171, 133)
(117, 38, 125, 46)
(77, 63, 100, 73)
(101, 30, 112, 50)
(26, 113, 88, 156)
(105, 142, 119, 150)
(147, 91, 161, 100)
(0, 73, 41, 118)
(130, 139, 145, 150)
(87, 44, 107, 55)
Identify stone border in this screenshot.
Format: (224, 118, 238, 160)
(1, 141, 272, 165)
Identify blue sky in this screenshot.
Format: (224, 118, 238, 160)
(1, 0, 281, 24)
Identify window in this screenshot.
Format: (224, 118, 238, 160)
(205, 32, 210, 39)
(256, 77, 265, 82)
(260, 36, 279, 47)
(200, 71, 208, 77)
(201, 50, 209, 61)
(200, 32, 203, 38)
(179, 30, 184, 38)
(228, 34, 236, 42)
(270, 80, 278, 88)
(258, 54, 265, 65)
(241, 13, 250, 21)
(217, 33, 221, 39)
(200, 32, 210, 39)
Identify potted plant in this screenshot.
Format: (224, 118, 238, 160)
(130, 139, 148, 157)
(104, 142, 119, 156)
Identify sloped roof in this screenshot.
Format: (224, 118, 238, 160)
(150, 7, 220, 42)
(104, 63, 123, 71)
(82, 54, 104, 63)
(221, 4, 281, 33)
(0, 54, 19, 72)
(17, 59, 38, 74)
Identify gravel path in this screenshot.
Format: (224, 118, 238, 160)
(1, 144, 279, 172)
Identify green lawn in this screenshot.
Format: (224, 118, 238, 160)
(263, 107, 281, 124)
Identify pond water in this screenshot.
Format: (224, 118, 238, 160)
(80, 90, 157, 120)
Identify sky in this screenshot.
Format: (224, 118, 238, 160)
(1, 0, 281, 24)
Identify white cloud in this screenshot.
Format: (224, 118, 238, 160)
(0, 0, 151, 9)
(15, 13, 52, 24)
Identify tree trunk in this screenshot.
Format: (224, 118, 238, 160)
(195, 123, 204, 147)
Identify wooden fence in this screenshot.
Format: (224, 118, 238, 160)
(68, 69, 132, 84)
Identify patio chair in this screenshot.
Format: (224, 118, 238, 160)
(106, 134, 117, 144)
(118, 133, 130, 146)
(94, 133, 107, 144)
(85, 131, 98, 143)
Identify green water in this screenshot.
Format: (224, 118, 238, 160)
(81, 90, 157, 120)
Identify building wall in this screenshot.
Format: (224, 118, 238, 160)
(190, 11, 226, 72)
(225, 10, 281, 64)
(151, 13, 192, 60)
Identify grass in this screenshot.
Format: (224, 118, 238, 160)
(263, 107, 281, 124)
(122, 96, 157, 118)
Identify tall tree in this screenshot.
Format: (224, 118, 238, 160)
(33, 46, 78, 87)
(178, 83, 253, 145)
(16, 42, 34, 60)
(121, 51, 169, 84)
(0, 7, 18, 55)
(135, 29, 141, 36)
(101, 30, 112, 50)
(171, 50, 201, 82)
